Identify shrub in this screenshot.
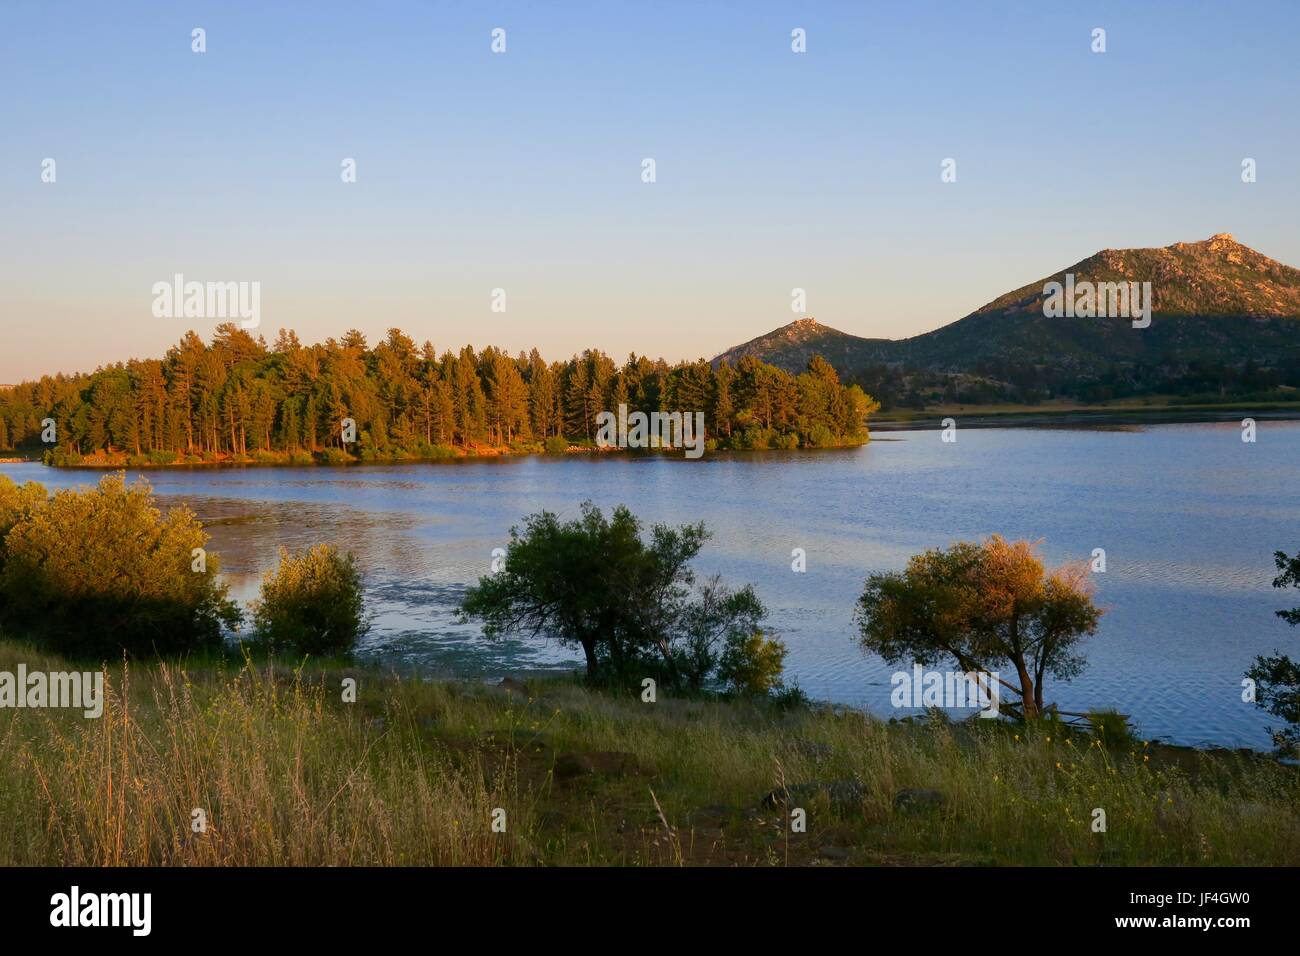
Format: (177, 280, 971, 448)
(317, 448, 354, 464)
(416, 442, 458, 460)
(717, 630, 788, 696)
(1088, 709, 1140, 750)
(770, 680, 810, 711)
(806, 424, 836, 448)
(251, 544, 367, 656)
(0, 474, 241, 657)
(43, 446, 83, 467)
(0, 475, 46, 545)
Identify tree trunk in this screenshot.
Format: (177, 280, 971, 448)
(1013, 658, 1039, 719)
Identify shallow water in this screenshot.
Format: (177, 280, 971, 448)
(4, 421, 1297, 749)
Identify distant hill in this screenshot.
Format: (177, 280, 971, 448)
(714, 235, 1300, 406)
(713, 317, 894, 371)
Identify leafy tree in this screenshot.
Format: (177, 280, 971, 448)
(459, 503, 785, 692)
(854, 535, 1102, 718)
(1245, 550, 1300, 755)
(0, 474, 241, 656)
(251, 544, 367, 656)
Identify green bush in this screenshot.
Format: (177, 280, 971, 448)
(806, 424, 836, 448)
(544, 436, 570, 455)
(717, 630, 788, 696)
(1088, 709, 1140, 750)
(414, 442, 458, 460)
(43, 446, 83, 467)
(316, 448, 355, 464)
(251, 544, 367, 656)
(0, 474, 241, 657)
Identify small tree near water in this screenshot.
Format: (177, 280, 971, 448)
(458, 502, 786, 693)
(854, 535, 1102, 719)
(251, 544, 367, 656)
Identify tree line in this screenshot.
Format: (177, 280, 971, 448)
(0, 325, 878, 463)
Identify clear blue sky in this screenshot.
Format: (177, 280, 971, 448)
(2, 0, 1298, 381)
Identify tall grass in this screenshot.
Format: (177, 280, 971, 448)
(2, 639, 1297, 866)
(0, 645, 529, 865)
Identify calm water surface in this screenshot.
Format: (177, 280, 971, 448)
(4, 422, 1296, 749)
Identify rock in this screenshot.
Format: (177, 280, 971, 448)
(893, 788, 944, 814)
(553, 750, 640, 781)
(819, 846, 850, 860)
(789, 740, 834, 761)
(367, 716, 386, 731)
(498, 677, 529, 695)
(761, 779, 865, 811)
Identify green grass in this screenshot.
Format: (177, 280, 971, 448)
(1, 639, 1297, 866)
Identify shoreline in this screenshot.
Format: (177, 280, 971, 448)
(0, 438, 873, 470)
(870, 404, 1300, 432)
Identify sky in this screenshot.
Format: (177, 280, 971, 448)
(2, 0, 1299, 382)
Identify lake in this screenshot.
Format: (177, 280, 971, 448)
(3, 421, 1296, 749)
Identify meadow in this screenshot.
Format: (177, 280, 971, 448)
(2, 639, 1296, 867)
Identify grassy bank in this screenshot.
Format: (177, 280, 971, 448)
(2, 639, 1297, 866)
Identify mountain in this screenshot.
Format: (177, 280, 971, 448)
(714, 235, 1300, 405)
(713, 317, 894, 371)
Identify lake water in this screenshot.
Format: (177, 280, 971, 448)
(4, 422, 1297, 750)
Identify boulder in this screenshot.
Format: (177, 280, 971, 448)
(497, 677, 529, 695)
(893, 788, 945, 814)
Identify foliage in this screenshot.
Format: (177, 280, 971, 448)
(1245, 550, 1300, 756)
(0, 326, 875, 463)
(854, 535, 1102, 718)
(717, 629, 788, 696)
(1087, 709, 1140, 751)
(251, 544, 367, 657)
(459, 502, 784, 694)
(0, 474, 241, 656)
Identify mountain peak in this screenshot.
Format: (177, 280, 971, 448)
(713, 316, 892, 371)
(1170, 232, 1242, 254)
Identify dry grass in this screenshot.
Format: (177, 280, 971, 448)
(2, 640, 1298, 866)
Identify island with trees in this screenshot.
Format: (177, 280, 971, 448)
(0, 326, 878, 467)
